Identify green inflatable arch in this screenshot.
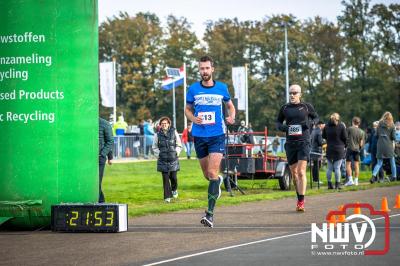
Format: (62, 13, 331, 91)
(0, 0, 99, 229)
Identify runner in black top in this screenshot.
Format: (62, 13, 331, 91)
(276, 84, 318, 212)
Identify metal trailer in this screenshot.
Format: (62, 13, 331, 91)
(220, 128, 291, 191)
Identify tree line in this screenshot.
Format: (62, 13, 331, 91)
(99, 0, 399, 133)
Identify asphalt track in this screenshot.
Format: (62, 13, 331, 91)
(1, 185, 399, 266)
(146, 214, 400, 266)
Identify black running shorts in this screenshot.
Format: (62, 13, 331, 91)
(284, 141, 310, 165)
(346, 149, 360, 162)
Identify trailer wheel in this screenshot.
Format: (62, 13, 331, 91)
(278, 166, 291, 190)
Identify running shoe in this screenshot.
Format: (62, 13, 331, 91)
(172, 190, 178, 199)
(200, 211, 214, 228)
(296, 200, 305, 212)
(354, 178, 359, 186)
(164, 198, 171, 203)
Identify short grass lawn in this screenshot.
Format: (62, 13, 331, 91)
(103, 159, 399, 217)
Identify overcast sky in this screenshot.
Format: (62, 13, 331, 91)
(98, 0, 397, 37)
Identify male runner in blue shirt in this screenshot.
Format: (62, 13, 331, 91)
(185, 55, 236, 228)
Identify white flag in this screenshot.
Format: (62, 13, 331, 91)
(232, 67, 246, 110)
(100, 62, 115, 107)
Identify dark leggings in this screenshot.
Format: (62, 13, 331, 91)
(311, 158, 320, 182)
(162, 171, 178, 199)
(99, 159, 106, 203)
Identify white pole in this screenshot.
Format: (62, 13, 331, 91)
(113, 59, 117, 124)
(245, 64, 249, 125)
(285, 25, 289, 103)
(173, 81, 176, 129)
(183, 63, 187, 130)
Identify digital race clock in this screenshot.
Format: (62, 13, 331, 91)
(51, 203, 128, 232)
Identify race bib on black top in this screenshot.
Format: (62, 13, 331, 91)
(288, 125, 302, 136)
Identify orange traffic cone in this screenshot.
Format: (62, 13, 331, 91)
(394, 194, 400, 209)
(380, 197, 391, 212)
(337, 205, 347, 223)
(354, 202, 361, 215)
(327, 213, 337, 226)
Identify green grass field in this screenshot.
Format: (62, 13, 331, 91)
(103, 159, 399, 217)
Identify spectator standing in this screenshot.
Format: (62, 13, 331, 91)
(113, 115, 128, 136)
(322, 113, 347, 190)
(181, 121, 194, 159)
(152, 117, 182, 202)
(238, 120, 247, 133)
(371, 112, 397, 182)
(247, 123, 255, 144)
(310, 121, 325, 184)
(344, 117, 365, 186)
(99, 118, 113, 203)
(138, 119, 145, 157)
(144, 119, 155, 159)
(395, 121, 400, 142)
(368, 121, 384, 183)
(395, 121, 400, 158)
(272, 135, 280, 156)
(113, 115, 128, 158)
(359, 126, 367, 171)
(237, 120, 249, 143)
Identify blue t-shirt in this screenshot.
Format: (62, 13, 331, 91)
(186, 80, 231, 137)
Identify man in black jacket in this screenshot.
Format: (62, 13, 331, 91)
(99, 118, 114, 203)
(310, 121, 325, 184)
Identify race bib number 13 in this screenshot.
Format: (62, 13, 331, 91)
(198, 111, 215, 125)
(288, 125, 302, 136)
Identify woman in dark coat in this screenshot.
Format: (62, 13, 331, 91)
(152, 117, 182, 202)
(371, 111, 397, 182)
(322, 113, 347, 189)
(368, 121, 384, 183)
